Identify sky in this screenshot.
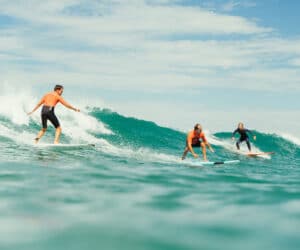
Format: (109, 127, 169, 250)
(0, 0, 299, 136)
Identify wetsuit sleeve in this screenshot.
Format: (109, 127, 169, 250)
(232, 129, 238, 137)
(245, 129, 253, 135)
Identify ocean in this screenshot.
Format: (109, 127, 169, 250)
(0, 107, 299, 250)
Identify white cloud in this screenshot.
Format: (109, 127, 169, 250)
(0, 0, 299, 132)
(222, 0, 241, 12)
(222, 0, 256, 12)
(2, 35, 300, 93)
(0, 0, 270, 35)
(290, 58, 300, 67)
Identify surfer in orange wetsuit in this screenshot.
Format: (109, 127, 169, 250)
(28, 85, 80, 144)
(182, 123, 214, 161)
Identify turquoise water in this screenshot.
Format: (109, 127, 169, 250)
(0, 108, 300, 250)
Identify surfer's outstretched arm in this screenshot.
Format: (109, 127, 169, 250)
(28, 97, 45, 115)
(245, 129, 256, 140)
(231, 129, 238, 140)
(59, 97, 80, 112)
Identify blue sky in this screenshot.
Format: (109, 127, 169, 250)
(0, 0, 299, 135)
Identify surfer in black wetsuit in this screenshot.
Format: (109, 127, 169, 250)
(232, 122, 256, 152)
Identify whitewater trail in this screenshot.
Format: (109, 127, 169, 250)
(0, 90, 180, 164)
(205, 132, 272, 159)
(1, 88, 299, 165)
(277, 133, 300, 146)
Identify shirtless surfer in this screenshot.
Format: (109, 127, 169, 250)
(28, 85, 80, 144)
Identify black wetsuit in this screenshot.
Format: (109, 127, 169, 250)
(232, 128, 252, 151)
(41, 106, 60, 129)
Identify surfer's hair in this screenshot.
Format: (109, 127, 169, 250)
(54, 85, 64, 91)
(194, 124, 201, 130)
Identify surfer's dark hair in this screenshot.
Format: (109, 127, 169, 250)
(194, 124, 201, 130)
(54, 85, 64, 91)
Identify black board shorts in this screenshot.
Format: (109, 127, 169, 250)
(192, 141, 202, 147)
(41, 106, 60, 129)
(190, 140, 203, 148)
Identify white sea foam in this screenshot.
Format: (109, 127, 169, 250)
(0, 85, 113, 145)
(205, 132, 271, 159)
(0, 123, 34, 144)
(0, 84, 33, 126)
(278, 133, 300, 146)
(0, 87, 178, 165)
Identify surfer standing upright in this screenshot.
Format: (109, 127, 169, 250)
(28, 85, 80, 144)
(182, 124, 214, 161)
(232, 122, 256, 152)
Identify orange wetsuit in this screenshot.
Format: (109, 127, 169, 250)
(187, 130, 207, 147)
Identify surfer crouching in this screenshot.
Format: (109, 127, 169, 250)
(28, 85, 80, 144)
(182, 124, 214, 161)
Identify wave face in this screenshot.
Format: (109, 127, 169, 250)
(0, 106, 300, 250)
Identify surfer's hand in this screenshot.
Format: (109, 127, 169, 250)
(27, 111, 33, 116)
(210, 148, 215, 153)
(253, 135, 256, 141)
(193, 153, 199, 158)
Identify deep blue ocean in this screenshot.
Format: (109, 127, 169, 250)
(0, 107, 299, 250)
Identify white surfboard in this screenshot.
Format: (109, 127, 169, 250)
(186, 159, 240, 167)
(246, 152, 274, 157)
(230, 148, 274, 158)
(34, 143, 95, 149)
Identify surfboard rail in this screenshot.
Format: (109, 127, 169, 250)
(186, 159, 240, 167)
(246, 152, 274, 157)
(33, 143, 95, 149)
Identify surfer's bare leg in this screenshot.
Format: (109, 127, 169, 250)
(35, 128, 47, 143)
(54, 127, 62, 144)
(181, 147, 189, 160)
(201, 142, 207, 161)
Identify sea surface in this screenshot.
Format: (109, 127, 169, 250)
(0, 108, 299, 250)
